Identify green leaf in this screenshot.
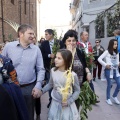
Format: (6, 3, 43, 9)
(77, 81, 99, 120)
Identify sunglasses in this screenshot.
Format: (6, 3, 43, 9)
(95, 42, 99, 43)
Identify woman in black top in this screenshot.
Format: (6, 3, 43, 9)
(62, 30, 92, 109)
(62, 30, 92, 85)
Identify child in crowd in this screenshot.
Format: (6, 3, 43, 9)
(98, 39, 120, 105)
(40, 49, 80, 120)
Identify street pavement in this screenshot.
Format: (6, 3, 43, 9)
(40, 79, 120, 120)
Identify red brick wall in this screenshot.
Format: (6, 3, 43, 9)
(0, 0, 37, 43)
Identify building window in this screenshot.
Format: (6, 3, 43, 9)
(24, 0, 27, 14)
(11, 0, 14, 4)
(86, 26, 89, 33)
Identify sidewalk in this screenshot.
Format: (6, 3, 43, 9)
(40, 79, 120, 120)
(87, 79, 120, 120)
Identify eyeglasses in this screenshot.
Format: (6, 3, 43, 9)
(95, 42, 99, 43)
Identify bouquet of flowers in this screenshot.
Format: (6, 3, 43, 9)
(84, 52, 95, 70)
(77, 41, 95, 70)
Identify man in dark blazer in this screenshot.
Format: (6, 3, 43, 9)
(40, 29, 64, 107)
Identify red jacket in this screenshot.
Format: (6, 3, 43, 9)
(77, 41, 93, 53)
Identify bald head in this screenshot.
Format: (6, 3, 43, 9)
(80, 31, 89, 42)
(113, 29, 120, 36)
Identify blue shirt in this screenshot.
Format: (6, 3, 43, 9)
(115, 35, 120, 53)
(2, 41, 45, 90)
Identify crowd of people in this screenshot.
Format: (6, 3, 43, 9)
(0, 24, 120, 120)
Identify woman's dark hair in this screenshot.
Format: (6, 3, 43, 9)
(62, 30, 78, 45)
(108, 39, 118, 55)
(40, 38, 45, 43)
(95, 39, 101, 43)
(54, 49, 72, 71)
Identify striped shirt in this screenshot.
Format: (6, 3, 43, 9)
(2, 40, 45, 89)
(49, 39, 54, 53)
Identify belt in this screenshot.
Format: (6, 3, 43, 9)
(20, 81, 36, 87)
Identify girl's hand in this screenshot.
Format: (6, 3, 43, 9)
(62, 102, 68, 107)
(86, 72, 92, 82)
(106, 65, 111, 69)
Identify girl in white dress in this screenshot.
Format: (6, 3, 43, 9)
(41, 49, 80, 120)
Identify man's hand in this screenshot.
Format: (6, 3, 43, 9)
(50, 53, 55, 58)
(106, 65, 111, 69)
(32, 88, 42, 98)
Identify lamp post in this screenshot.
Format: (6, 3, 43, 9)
(1, 0, 5, 43)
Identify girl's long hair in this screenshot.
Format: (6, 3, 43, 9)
(54, 49, 72, 71)
(108, 39, 118, 55)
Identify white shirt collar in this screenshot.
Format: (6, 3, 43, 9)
(49, 39, 54, 43)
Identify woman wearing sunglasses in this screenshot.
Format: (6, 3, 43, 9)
(93, 39, 105, 81)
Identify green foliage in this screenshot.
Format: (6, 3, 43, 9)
(95, 14, 104, 38)
(52, 40, 60, 54)
(78, 47, 95, 70)
(50, 29, 60, 68)
(53, 29, 58, 39)
(95, 0, 120, 38)
(107, 1, 120, 37)
(8, 34, 13, 41)
(78, 82, 99, 120)
(59, 30, 63, 40)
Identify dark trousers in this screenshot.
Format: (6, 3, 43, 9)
(20, 82, 36, 120)
(93, 61, 102, 78)
(45, 70, 52, 104)
(89, 81, 95, 92)
(35, 98, 41, 115)
(24, 95, 34, 120)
